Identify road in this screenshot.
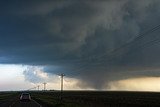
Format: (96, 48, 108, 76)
(10, 100, 41, 107)
(0, 93, 42, 107)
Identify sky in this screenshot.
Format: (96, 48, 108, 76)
(1, 0, 160, 91)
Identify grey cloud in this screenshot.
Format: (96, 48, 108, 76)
(23, 66, 45, 83)
(1, 0, 160, 89)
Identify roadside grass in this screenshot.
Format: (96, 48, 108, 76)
(31, 92, 82, 107)
(0, 92, 19, 107)
(0, 92, 18, 101)
(30, 91, 160, 107)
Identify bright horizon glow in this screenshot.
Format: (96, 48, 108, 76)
(0, 64, 94, 91)
(0, 64, 33, 91)
(108, 77, 160, 91)
(1, 64, 160, 91)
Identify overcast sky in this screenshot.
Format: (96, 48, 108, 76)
(1, 0, 160, 91)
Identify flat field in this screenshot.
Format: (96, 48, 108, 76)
(1, 91, 160, 107)
(0, 92, 19, 106)
(31, 91, 160, 107)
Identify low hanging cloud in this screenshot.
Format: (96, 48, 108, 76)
(23, 66, 93, 90)
(108, 77, 160, 91)
(1, 0, 160, 89)
(23, 66, 49, 83)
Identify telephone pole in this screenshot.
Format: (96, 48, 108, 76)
(61, 74, 65, 91)
(37, 85, 40, 91)
(60, 73, 65, 101)
(43, 82, 47, 91)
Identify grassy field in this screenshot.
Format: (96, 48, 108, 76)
(31, 91, 82, 107)
(0, 91, 160, 107)
(30, 91, 160, 107)
(0, 92, 18, 101)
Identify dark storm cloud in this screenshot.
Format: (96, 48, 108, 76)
(1, 0, 160, 88)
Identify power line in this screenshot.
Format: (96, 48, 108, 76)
(27, 86, 37, 91)
(72, 23, 160, 72)
(66, 23, 160, 65)
(94, 23, 160, 61)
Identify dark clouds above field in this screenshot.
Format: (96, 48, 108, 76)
(1, 0, 160, 89)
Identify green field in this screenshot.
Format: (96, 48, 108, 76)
(1, 91, 160, 107)
(0, 92, 18, 101)
(30, 91, 160, 107)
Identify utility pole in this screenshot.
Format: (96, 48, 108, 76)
(60, 73, 65, 101)
(61, 74, 65, 91)
(37, 85, 40, 91)
(43, 83, 47, 91)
